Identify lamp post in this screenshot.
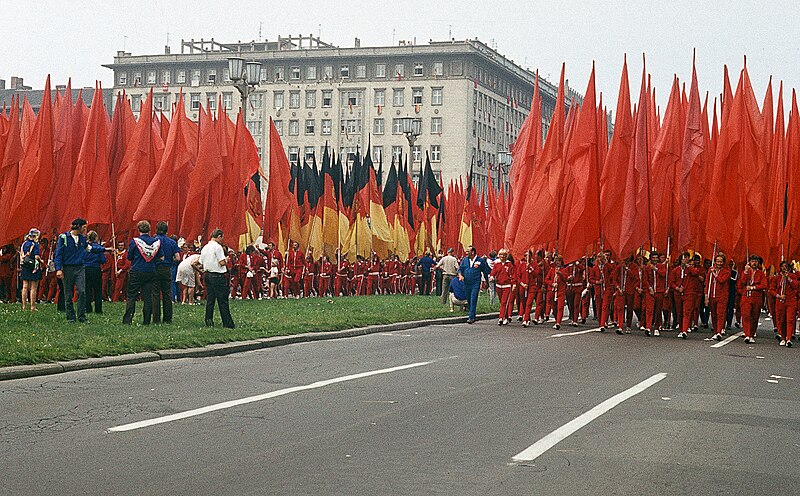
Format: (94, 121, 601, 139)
(227, 56, 262, 110)
(496, 151, 512, 190)
(401, 116, 421, 176)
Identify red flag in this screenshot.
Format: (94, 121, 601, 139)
(0, 96, 24, 244)
(263, 117, 294, 243)
(560, 63, 600, 263)
(108, 92, 135, 208)
(785, 91, 800, 260)
(767, 82, 786, 264)
(222, 109, 260, 241)
(650, 76, 683, 251)
(8, 76, 54, 240)
(181, 106, 223, 241)
(678, 58, 705, 251)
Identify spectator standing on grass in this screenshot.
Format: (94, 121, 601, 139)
(416, 251, 436, 296)
(200, 229, 235, 328)
(436, 248, 460, 306)
(152, 221, 181, 324)
(19, 228, 42, 312)
(84, 231, 107, 315)
(458, 245, 490, 324)
(122, 220, 162, 325)
(54, 218, 107, 323)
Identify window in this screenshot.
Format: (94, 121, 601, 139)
(414, 63, 424, 76)
(394, 64, 404, 78)
(207, 69, 216, 84)
(342, 91, 359, 107)
(273, 91, 284, 109)
(260, 68, 268, 82)
(340, 119, 360, 135)
(306, 66, 317, 80)
(355, 64, 366, 78)
(451, 60, 463, 76)
(431, 117, 443, 134)
(392, 145, 402, 162)
(289, 91, 300, 109)
(323, 65, 333, 80)
(191, 70, 201, 86)
(433, 62, 444, 76)
(177, 70, 186, 84)
(190, 93, 201, 110)
(289, 120, 299, 136)
(147, 71, 156, 85)
(222, 93, 233, 110)
(374, 118, 384, 135)
(412, 145, 421, 163)
(373, 146, 383, 164)
(430, 145, 441, 162)
(273, 120, 283, 135)
(374, 89, 385, 107)
(274, 66, 285, 81)
(305, 90, 316, 108)
(161, 70, 170, 84)
(249, 93, 263, 109)
(322, 90, 332, 108)
(340, 65, 349, 78)
(290, 66, 301, 80)
(392, 118, 403, 134)
(207, 93, 217, 110)
(393, 88, 404, 107)
(431, 87, 443, 105)
(118, 72, 127, 86)
(375, 63, 386, 78)
(321, 119, 332, 135)
(223, 69, 230, 82)
(305, 119, 315, 135)
(412, 88, 423, 106)
(133, 72, 142, 86)
(131, 94, 142, 112)
(288, 146, 299, 164)
(247, 120, 263, 136)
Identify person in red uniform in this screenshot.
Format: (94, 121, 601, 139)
(113, 243, 131, 302)
(545, 256, 569, 330)
(599, 250, 619, 332)
(352, 255, 366, 296)
(37, 238, 56, 303)
(283, 241, 304, 298)
(613, 255, 640, 335)
(738, 255, 767, 344)
(532, 251, 549, 324)
(588, 252, 604, 326)
(367, 253, 381, 295)
(318, 255, 332, 297)
(706, 253, 732, 341)
(300, 255, 314, 297)
(334, 251, 350, 296)
(238, 246, 259, 299)
(0, 245, 17, 303)
(565, 258, 586, 326)
(770, 260, 798, 347)
(679, 254, 705, 339)
(643, 252, 668, 336)
(516, 251, 534, 327)
(634, 253, 647, 327)
(489, 248, 516, 325)
(669, 253, 690, 335)
(660, 253, 674, 330)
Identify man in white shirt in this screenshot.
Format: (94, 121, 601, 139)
(200, 229, 235, 328)
(435, 247, 460, 305)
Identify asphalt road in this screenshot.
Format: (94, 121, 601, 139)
(2, 314, 799, 495)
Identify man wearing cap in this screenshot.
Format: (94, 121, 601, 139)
(54, 218, 108, 323)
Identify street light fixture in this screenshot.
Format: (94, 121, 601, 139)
(401, 116, 422, 165)
(496, 151, 512, 189)
(227, 56, 262, 109)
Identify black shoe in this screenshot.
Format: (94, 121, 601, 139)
(205, 320, 214, 327)
(787, 340, 793, 348)
(67, 319, 77, 324)
(775, 333, 782, 341)
(599, 326, 606, 333)
(223, 323, 236, 329)
(644, 329, 651, 336)
(615, 329, 624, 335)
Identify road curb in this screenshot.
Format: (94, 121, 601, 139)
(0, 312, 498, 381)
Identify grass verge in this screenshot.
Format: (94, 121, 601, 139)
(0, 295, 493, 367)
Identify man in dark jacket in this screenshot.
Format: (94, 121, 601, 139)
(123, 220, 163, 325)
(54, 218, 108, 323)
(458, 245, 490, 323)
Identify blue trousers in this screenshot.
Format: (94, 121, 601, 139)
(466, 282, 480, 321)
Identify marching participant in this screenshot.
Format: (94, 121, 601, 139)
(612, 255, 639, 335)
(643, 252, 667, 336)
(706, 253, 732, 341)
(680, 254, 705, 338)
(738, 255, 767, 344)
(489, 248, 516, 325)
(770, 261, 798, 347)
(545, 255, 569, 330)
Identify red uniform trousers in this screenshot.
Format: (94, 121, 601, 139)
(318, 275, 330, 297)
(614, 291, 636, 329)
(533, 286, 546, 321)
(644, 292, 664, 331)
(334, 275, 347, 296)
(601, 289, 615, 327)
(662, 291, 673, 327)
(113, 273, 129, 302)
(682, 292, 700, 332)
(519, 285, 533, 322)
(496, 284, 513, 320)
(367, 274, 380, 295)
(241, 275, 258, 299)
(303, 274, 315, 297)
(546, 288, 566, 324)
(672, 292, 685, 331)
(708, 295, 728, 334)
(740, 293, 763, 338)
(775, 298, 797, 341)
(355, 275, 367, 295)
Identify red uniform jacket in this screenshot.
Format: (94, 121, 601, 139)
(737, 268, 767, 298)
(646, 263, 668, 294)
(705, 267, 731, 299)
(613, 263, 640, 294)
(489, 260, 516, 287)
(769, 273, 800, 301)
(545, 266, 569, 291)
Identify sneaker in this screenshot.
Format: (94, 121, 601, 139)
(735, 321, 741, 328)
(580, 318, 587, 324)
(787, 340, 793, 348)
(570, 321, 579, 327)
(553, 323, 561, 330)
(644, 328, 651, 337)
(503, 319, 509, 325)
(599, 326, 606, 333)
(678, 332, 687, 339)
(653, 329, 661, 337)
(498, 319, 503, 326)
(775, 333, 782, 341)
(522, 321, 529, 328)
(625, 328, 632, 334)
(615, 329, 624, 335)
(517, 316, 523, 322)
(712, 334, 722, 341)
(780, 340, 786, 346)
(721, 330, 727, 336)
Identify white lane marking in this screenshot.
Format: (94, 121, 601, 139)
(108, 361, 433, 433)
(770, 375, 794, 380)
(710, 332, 744, 348)
(766, 380, 779, 384)
(550, 327, 602, 338)
(511, 373, 667, 462)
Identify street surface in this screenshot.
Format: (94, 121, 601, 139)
(2, 315, 799, 495)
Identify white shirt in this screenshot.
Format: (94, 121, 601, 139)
(200, 239, 227, 273)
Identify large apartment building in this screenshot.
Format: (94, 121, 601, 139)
(103, 35, 580, 192)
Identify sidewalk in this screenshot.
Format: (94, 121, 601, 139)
(0, 313, 498, 381)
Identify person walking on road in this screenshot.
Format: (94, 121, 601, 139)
(458, 245, 490, 324)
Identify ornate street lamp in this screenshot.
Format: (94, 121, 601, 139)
(227, 56, 262, 108)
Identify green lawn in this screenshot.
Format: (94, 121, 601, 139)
(0, 295, 493, 367)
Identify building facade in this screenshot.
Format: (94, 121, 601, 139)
(103, 35, 580, 192)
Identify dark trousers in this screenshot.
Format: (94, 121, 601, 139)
(420, 272, 432, 295)
(466, 282, 480, 321)
(123, 271, 155, 325)
(152, 265, 173, 324)
(63, 265, 86, 322)
(85, 266, 103, 314)
(434, 269, 443, 296)
(205, 272, 235, 328)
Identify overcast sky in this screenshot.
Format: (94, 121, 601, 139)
(5, 0, 799, 115)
